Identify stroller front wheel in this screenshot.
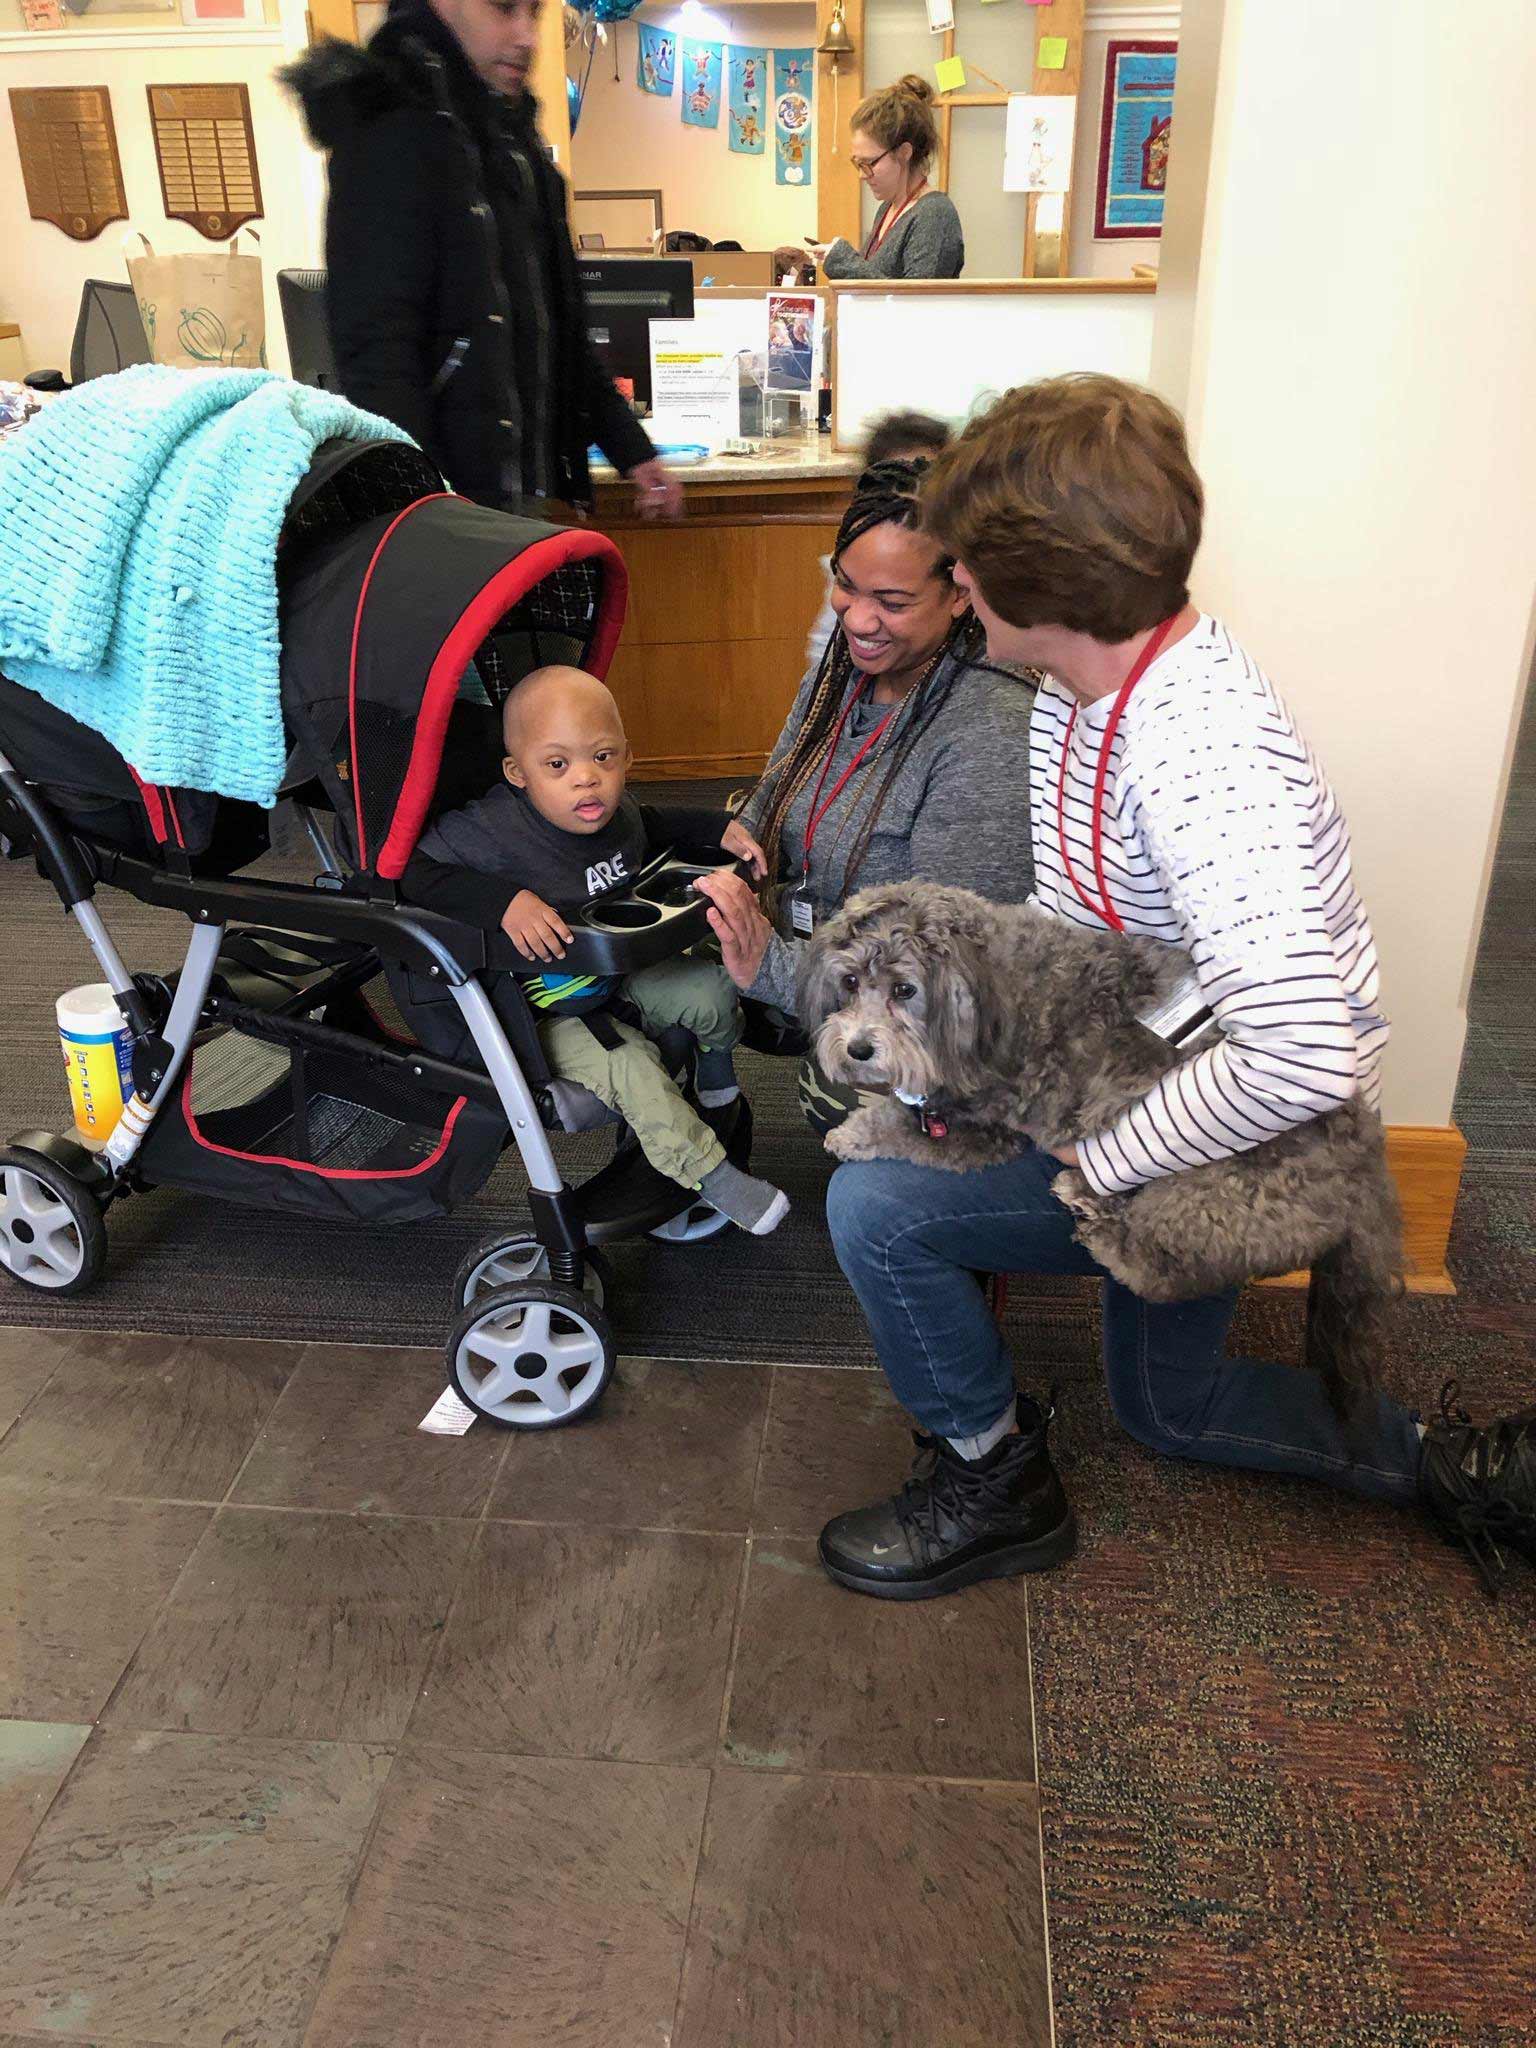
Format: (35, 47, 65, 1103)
(0, 1147, 107, 1296)
(453, 1232, 610, 1314)
(446, 1280, 615, 1430)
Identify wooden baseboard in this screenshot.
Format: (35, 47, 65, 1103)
(1256, 1122, 1467, 1295)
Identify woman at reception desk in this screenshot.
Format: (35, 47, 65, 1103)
(809, 78, 964, 282)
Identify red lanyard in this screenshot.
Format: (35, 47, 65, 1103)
(802, 677, 895, 871)
(865, 182, 928, 258)
(1054, 615, 1179, 933)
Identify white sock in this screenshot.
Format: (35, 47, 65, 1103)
(947, 1404, 1018, 1463)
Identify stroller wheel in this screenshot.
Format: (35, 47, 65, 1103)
(446, 1280, 615, 1430)
(648, 1201, 733, 1244)
(453, 1232, 610, 1313)
(0, 1147, 107, 1296)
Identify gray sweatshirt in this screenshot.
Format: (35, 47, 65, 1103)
(738, 653, 1036, 1010)
(821, 190, 965, 280)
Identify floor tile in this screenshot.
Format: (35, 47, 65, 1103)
(0, 1497, 211, 1721)
(302, 1745, 708, 2048)
(229, 1344, 504, 1519)
(0, 1334, 301, 1503)
(106, 1510, 474, 1743)
(0, 1331, 78, 1441)
(490, 1356, 771, 1532)
(0, 1729, 389, 2047)
(750, 1365, 913, 1537)
(410, 1523, 741, 1765)
(0, 1723, 90, 1895)
(674, 1769, 1051, 2048)
(724, 1537, 1036, 1780)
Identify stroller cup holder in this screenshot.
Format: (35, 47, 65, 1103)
(507, 851, 744, 976)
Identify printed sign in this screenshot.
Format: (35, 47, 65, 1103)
(1095, 40, 1177, 238)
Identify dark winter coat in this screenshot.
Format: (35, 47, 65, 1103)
(282, 0, 653, 508)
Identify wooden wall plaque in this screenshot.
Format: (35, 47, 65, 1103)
(147, 83, 264, 240)
(9, 86, 128, 242)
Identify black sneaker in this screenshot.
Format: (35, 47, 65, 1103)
(1419, 1379, 1536, 1595)
(817, 1394, 1076, 1600)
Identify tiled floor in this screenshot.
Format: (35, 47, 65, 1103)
(0, 1328, 1054, 2048)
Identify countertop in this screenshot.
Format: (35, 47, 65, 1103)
(593, 429, 863, 489)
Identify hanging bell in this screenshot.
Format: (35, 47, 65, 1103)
(818, 3, 856, 59)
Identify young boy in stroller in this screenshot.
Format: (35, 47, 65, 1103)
(403, 663, 788, 1237)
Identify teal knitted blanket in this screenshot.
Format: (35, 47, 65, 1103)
(0, 366, 414, 807)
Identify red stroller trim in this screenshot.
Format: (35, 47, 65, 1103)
(179, 1067, 470, 1180)
(126, 766, 186, 850)
(374, 526, 629, 882)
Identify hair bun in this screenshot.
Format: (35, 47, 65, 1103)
(895, 73, 936, 104)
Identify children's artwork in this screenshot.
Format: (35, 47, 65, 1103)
(1095, 40, 1176, 237)
(727, 46, 767, 155)
(680, 38, 722, 129)
(1003, 93, 1076, 194)
(766, 292, 818, 394)
(773, 49, 814, 187)
(637, 23, 676, 98)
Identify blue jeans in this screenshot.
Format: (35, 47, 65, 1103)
(826, 1148, 1423, 1505)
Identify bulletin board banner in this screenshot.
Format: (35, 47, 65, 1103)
(680, 39, 722, 130)
(1094, 40, 1176, 239)
(727, 48, 768, 156)
(9, 85, 127, 242)
(147, 83, 263, 240)
(773, 49, 813, 188)
(637, 24, 675, 98)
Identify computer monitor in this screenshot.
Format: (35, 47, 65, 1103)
(577, 256, 695, 412)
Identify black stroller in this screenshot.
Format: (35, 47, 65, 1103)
(0, 438, 752, 1428)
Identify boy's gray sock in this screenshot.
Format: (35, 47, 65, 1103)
(699, 1158, 789, 1236)
(695, 1043, 740, 1110)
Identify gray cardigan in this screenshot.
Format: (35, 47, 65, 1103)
(738, 652, 1036, 1011)
(821, 190, 964, 280)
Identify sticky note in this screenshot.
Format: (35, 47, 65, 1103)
(1038, 36, 1069, 70)
(935, 56, 967, 92)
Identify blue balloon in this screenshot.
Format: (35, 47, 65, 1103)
(589, 0, 646, 21)
(567, 74, 582, 135)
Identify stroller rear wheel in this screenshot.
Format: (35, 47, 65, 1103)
(0, 1147, 107, 1296)
(453, 1231, 610, 1314)
(446, 1280, 615, 1429)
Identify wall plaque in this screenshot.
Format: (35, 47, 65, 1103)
(147, 83, 264, 240)
(9, 86, 128, 242)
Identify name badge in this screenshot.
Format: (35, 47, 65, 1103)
(1137, 966, 1213, 1047)
(789, 887, 816, 937)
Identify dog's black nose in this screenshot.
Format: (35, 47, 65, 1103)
(847, 1038, 875, 1062)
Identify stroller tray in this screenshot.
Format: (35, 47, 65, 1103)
(505, 850, 745, 978)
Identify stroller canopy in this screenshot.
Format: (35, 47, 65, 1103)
(280, 490, 628, 882)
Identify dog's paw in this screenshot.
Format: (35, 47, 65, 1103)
(1051, 1166, 1104, 1221)
(824, 1120, 862, 1161)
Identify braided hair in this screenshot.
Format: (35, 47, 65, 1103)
(754, 458, 989, 904)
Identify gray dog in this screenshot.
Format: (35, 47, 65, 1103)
(800, 881, 1402, 1416)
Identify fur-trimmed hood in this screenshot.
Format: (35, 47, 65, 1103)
(282, 0, 538, 151)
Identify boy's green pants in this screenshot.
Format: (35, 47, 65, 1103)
(540, 955, 742, 1189)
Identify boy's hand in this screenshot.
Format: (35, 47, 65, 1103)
(720, 817, 768, 880)
(502, 890, 573, 963)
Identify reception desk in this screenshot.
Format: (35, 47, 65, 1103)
(591, 433, 861, 782)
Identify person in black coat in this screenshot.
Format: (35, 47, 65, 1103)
(284, 0, 682, 518)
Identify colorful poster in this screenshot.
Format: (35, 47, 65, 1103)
(766, 291, 818, 394)
(637, 24, 676, 98)
(680, 39, 722, 130)
(1094, 40, 1176, 238)
(727, 47, 768, 156)
(773, 49, 813, 187)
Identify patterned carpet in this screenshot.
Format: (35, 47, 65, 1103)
(1031, 675, 1536, 2046)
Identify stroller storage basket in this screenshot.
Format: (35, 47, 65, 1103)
(139, 999, 504, 1223)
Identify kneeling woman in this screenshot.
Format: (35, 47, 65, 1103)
(700, 459, 1036, 1122)
(808, 377, 1534, 1601)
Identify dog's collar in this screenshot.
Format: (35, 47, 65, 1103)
(894, 1088, 949, 1141)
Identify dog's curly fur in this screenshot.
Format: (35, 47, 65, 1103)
(800, 882, 1403, 1417)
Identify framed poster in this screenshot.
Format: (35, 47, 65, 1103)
(1094, 40, 1176, 240)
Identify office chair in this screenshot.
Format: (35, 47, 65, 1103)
(277, 268, 337, 391)
(23, 279, 151, 392)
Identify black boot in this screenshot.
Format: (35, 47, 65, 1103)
(817, 1394, 1076, 1600)
(1419, 1379, 1536, 1595)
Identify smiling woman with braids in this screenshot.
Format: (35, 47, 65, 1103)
(698, 459, 1036, 1129)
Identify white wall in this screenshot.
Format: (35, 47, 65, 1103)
(1150, 0, 1536, 1127)
(0, 3, 322, 375)
(570, 3, 817, 249)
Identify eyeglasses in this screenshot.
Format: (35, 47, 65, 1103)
(850, 147, 894, 180)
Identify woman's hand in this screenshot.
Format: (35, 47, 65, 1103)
(1027, 1127, 1081, 1170)
(803, 239, 834, 268)
(695, 869, 773, 990)
(501, 889, 573, 963)
(720, 817, 768, 880)
(628, 457, 684, 522)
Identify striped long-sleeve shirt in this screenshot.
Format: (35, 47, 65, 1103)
(1029, 615, 1390, 1198)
